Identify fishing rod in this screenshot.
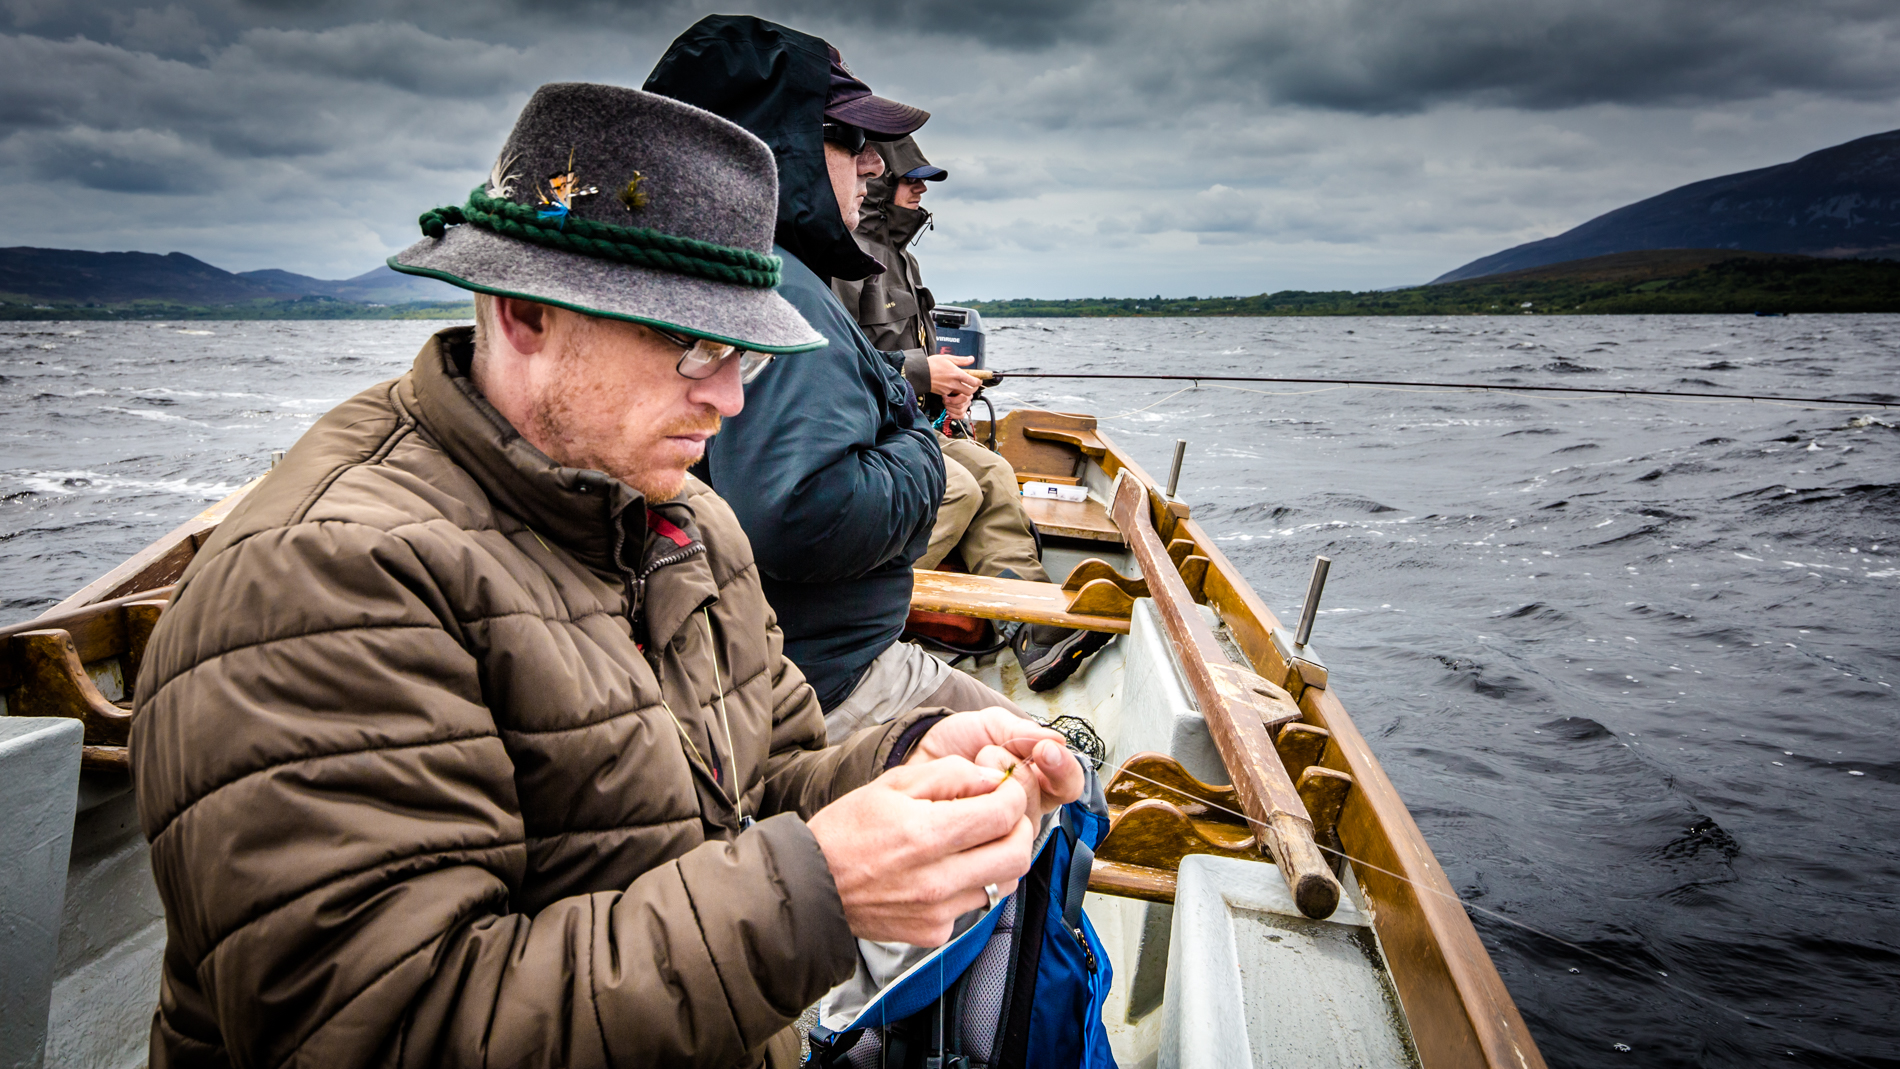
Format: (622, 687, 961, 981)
(967, 370, 1898, 409)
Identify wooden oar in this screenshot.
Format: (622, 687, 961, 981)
(1108, 472, 1342, 919)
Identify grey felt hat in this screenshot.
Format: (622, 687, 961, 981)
(390, 82, 825, 354)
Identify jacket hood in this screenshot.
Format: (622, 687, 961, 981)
(858, 172, 931, 253)
(644, 15, 885, 283)
(877, 135, 941, 182)
(857, 136, 934, 252)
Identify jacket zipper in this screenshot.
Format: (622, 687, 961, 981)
(623, 533, 724, 794)
(616, 514, 733, 825)
(631, 541, 706, 622)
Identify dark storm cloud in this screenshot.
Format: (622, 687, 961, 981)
(0, 28, 526, 180)
(2, 0, 1896, 288)
(908, 0, 1900, 130)
(1205, 0, 1900, 112)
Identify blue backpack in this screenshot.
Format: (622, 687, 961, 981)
(806, 773, 1117, 1069)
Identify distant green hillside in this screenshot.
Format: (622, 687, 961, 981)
(0, 293, 472, 321)
(0, 246, 469, 320)
(962, 251, 1900, 317)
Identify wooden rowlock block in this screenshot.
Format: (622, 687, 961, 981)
(1060, 558, 1148, 598)
(1274, 722, 1332, 777)
(10, 629, 134, 750)
(1176, 555, 1210, 602)
(1104, 751, 1243, 823)
(1090, 752, 1259, 905)
(122, 599, 168, 694)
(1297, 766, 1354, 844)
(1162, 538, 1211, 600)
(1061, 558, 1145, 619)
(1166, 538, 1197, 569)
(1064, 579, 1138, 620)
(1096, 799, 1258, 866)
(0, 588, 176, 772)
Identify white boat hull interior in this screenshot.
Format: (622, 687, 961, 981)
(1163, 856, 1417, 1069)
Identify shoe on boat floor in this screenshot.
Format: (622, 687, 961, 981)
(1010, 622, 1114, 692)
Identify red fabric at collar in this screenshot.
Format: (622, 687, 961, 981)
(647, 509, 692, 548)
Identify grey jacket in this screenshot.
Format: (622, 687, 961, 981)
(833, 138, 942, 401)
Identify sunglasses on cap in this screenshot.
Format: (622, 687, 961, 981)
(647, 325, 775, 385)
(821, 120, 869, 155)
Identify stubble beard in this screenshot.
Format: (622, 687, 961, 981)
(526, 331, 721, 502)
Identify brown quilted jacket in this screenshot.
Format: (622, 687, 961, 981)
(131, 327, 918, 1069)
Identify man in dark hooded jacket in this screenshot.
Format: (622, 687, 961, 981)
(834, 136, 1118, 693)
(646, 16, 1023, 734)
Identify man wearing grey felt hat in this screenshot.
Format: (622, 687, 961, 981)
(132, 80, 1082, 1069)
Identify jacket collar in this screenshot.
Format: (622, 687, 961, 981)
(400, 328, 720, 645)
(856, 178, 929, 263)
(638, 501, 720, 653)
(879, 201, 931, 252)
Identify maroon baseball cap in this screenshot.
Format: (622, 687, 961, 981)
(825, 45, 929, 140)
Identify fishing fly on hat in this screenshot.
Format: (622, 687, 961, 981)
(390, 82, 826, 354)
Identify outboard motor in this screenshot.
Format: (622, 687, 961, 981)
(927, 305, 1000, 449)
(931, 305, 987, 369)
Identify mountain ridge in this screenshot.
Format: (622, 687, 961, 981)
(0, 247, 461, 307)
(1434, 128, 1900, 283)
(959, 249, 1900, 316)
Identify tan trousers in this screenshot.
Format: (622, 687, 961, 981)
(919, 436, 1049, 582)
(823, 639, 1027, 744)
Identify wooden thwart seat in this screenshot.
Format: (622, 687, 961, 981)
(910, 570, 1130, 634)
(1022, 496, 1123, 543)
(1021, 425, 1108, 459)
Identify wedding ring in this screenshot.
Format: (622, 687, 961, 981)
(984, 883, 1001, 911)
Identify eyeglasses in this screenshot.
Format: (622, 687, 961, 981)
(648, 325, 774, 385)
(821, 120, 868, 155)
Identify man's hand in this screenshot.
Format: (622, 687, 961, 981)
(808, 757, 1036, 945)
(928, 354, 980, 420)
(906, 708, 1085, 817)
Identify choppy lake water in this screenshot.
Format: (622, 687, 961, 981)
(4, 315, 1897, 1067)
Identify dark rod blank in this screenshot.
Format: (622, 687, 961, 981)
(1167, 439, 1187, 497)
(992, 372, 1897, 410)
(1296, 556, 1331, 647)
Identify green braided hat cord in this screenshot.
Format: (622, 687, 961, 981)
(418, 186, 781, 289)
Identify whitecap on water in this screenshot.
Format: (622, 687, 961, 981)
(14, 469, 240, 499)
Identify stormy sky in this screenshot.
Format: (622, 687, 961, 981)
(4, 0, 1897, 297)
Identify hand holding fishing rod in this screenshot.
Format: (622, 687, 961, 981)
(927, 353, 983, 420)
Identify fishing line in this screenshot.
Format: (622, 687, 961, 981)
(1082, 750, 1879, 1067)
(1096, 385, 1199, 420)
(993, 372, 1899, 410)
